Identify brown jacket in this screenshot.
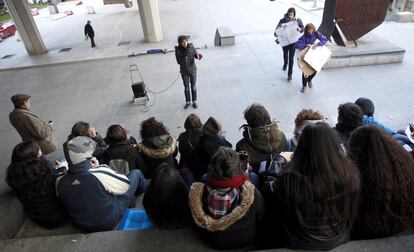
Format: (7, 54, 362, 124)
(9, 108, 57, 154)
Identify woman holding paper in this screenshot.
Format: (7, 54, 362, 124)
(277, 8, 304, 81)
(295, 23, 328, 93)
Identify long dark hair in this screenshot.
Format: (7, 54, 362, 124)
(282, 122, 360, 231)
(6, 141, 54, 196)
(143, 163, 190, 230)
(348, 125, 414, 234)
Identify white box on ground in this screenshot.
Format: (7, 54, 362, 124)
(214, 26, 235, 46)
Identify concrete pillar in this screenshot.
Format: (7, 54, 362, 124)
(137, 0, 163, 42)
(4, 0, 47, 55)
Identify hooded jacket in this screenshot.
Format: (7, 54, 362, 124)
(189, 181, 265, 249)
(9, 108, 57, 154)
(137, 135, 178, 178)
(236, 122, 287, 171)
(56, 160, 131, 232)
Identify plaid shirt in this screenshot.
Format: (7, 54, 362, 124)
(205, 185, 240, 219)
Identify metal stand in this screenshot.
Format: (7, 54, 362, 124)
(129, 64, 149, 105)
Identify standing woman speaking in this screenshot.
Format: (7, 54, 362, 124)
(276, 8, 304, 81)
(295, 23, 328, 93)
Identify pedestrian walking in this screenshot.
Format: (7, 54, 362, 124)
(276, 7, 304, 81)
(84, 20, 96, 48)
(295, 23, 328, 93)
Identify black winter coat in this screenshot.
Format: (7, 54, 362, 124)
(175, 43, 197, 75)
(193, 135, 232, 180)
(137, 135, 178, 178)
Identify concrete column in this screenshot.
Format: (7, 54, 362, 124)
(137, 0, 163, 42)
(4, 0, 47, 55)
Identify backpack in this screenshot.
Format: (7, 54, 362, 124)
(106, 144, 135, 174)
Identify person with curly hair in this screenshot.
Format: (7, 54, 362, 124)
(348, 125, 414, 239)
(137, 117, 178, 178)
(334, 103, 363, 146)
(262, 122, 360, 250)
(143, 163, 191, 230)
(287, 108, 324, 151)
(6, 141, 68, 229)
(175, 35, 202, 109)
(189, 147, 265, 249)
(236, 104, 287, 171)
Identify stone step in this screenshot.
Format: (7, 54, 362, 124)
(1, 227, 413, 252)
(323, 33, 405, 69)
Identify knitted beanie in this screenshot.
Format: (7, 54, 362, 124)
(355, 97, 375, 117)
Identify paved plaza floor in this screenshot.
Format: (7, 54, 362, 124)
(1, 0, 414, 249)
(1, 0, 414, 195)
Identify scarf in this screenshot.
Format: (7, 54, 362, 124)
(205, 175, 247, 219)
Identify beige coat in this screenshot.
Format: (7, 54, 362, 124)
(9, 108, 57, 154)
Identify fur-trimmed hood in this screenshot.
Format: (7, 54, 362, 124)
(137, 135, 177, 159)
(189, 181, 255, 232)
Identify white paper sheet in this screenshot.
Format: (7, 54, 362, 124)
(275, 21, 301, 47)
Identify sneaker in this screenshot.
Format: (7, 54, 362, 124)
(282, 64, 287, 71)
(184, 103, 190, 109)
(300, 87, 305, 93)
(192, 102, 198, 109)
(308, 80, 313, 88)
(287, 75, 292, 81)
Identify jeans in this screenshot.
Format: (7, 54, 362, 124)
(282, 44, 296, 75)
(116, 169, 147, 211)
(302, 72, 317, 87)
(90, 35, 96, 47)
(178, 168, 195, 187)
(182, 72, 197, 103)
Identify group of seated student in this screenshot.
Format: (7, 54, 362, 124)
(6, 98, 414, 250)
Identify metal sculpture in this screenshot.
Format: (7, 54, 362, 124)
(318, 0, 391, 46)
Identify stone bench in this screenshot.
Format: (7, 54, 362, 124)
(393, 12, 414, 23)
(214, 26, 235, 46)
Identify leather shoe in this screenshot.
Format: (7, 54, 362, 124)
(192, 102, 198, 109)
(287, 75, 292, 81)
(300, 87, 305, 93)
(308, 80, 313, 88)
(184, 103, 190, 109)
(282, 64, 287, 71)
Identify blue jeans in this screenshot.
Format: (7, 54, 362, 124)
(182, 72, 197, 102)
(116, 169, 147, 211)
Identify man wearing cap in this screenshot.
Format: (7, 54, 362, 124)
(56, 136, 147, 232)
(9, 94, 57, 155)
